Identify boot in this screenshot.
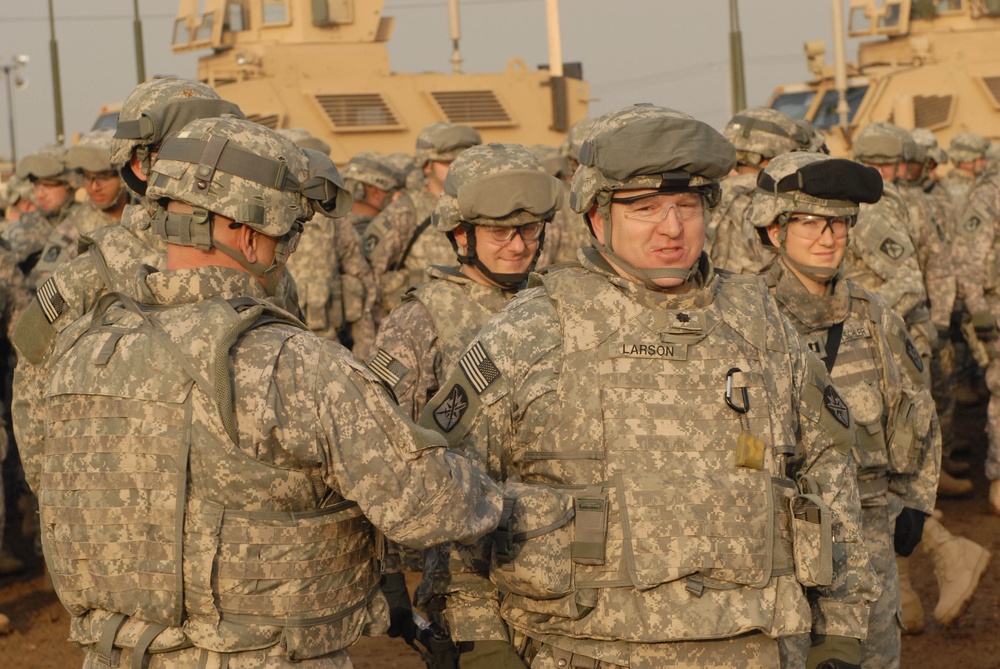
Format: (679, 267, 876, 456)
(937, 470, 974, 497)
(0, 549, 24, 575)
(896, 555, 925, 634)
(990, 480, 1000, 516)
(922, 516, 991, 625)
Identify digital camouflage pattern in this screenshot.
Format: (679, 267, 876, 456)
(939, 169, 979, 211)
(2, 197, 81, 269)
(413, 122, 482, 168)
(897, 182, 956, 330)
(947, 131, 990, 166)
(418, 249, 877, 666)
(762, 260, 942, 668)
(23, 262, 502, 667)
(952, 172, 1000, 481)
(535, 203, 593, 268)
(705, 171, 775, 275)
(721, 107, 805, 168)
(285, 214, 377, 359)
(65, 129, 118, 174)
(369, 265, 511, 421)
(26, 199, 119, 288)
(364, 185, 450, 318)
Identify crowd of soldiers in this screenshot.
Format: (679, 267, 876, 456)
(0, 75, 995, 668)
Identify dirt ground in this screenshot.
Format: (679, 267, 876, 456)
(1, 391, 998, 669)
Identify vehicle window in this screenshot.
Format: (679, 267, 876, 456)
(811, 86, 869, 129)
(770, 91, 816, 121)
(172, 17, 190, 46)
(263, 0, 289, 25)
(195, 12, 214, 42)
(227, 1, 249, 31)
(879, 1, 904, 27)
(936, 0, 963, 11)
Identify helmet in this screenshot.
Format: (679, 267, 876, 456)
(435, 143, 563, 232)
(748, 151, 882, 282)
(567, 104, 735, 288)
(793, 118, 829, 154)
(722, 107, 808, 167)
(65, 129, 117, 173)
(414, 122, 482, 167)
(147, 117, 350, 293)
(435, 143, 563, 289)
(277, 127, 332, 156)
(16, 145, 76, 186)
(527, 144, 571, 179)
(111, 77, 245, 195)
(342, 152, 404, 193)
(852, 122, 917, 164)
(911, 128, 947, 166)
(560, 117, 597, 164)
(4, 175, 33, 207)
(949, 131, 990, 164)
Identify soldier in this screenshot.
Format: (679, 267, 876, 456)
(524, 143, 588, 268)
(940, 132, 990, 208)
(27, 129, 131, 288)
(363, 122, 481, 318)
(15, 115, 502, 669)
(559, 116, 596, 175)
(748, 151, 938, 666)
(2, 174, 35, 224)
(340, 151, 404, 237)
(706, 107, 807, 275)
(5, 146, 81, 274)
(421, 104, 877, 668)
(951, 130, 1000, 515)
(279, 131, 379, 359)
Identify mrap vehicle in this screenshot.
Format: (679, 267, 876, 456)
(768, 0, 1000, 156)
(170, 0, 590, 163)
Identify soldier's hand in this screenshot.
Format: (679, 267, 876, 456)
(380, 572, 416, 645)
(970, 310, 999, 342)
(457, 640, 528, 669)
(806, 634, 861, 669)
(894, 507, 928, 556)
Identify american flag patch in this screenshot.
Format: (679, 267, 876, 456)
(459, 341, 500, 394)
(367, 349, 409, 388)
(37, 278, 68, 324)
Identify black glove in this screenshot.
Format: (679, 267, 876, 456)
(457, 640, 528, 669)
(894, 507, 928, 557)
(381, 572, 416, 645)
(806, 634, 861, 669)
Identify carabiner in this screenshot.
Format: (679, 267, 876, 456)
(725, 367, 749, 414)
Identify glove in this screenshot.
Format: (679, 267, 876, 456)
(806, 634, 861, 669)
(970, 310, 999, 342)
(381, 572, 416, 645)
(457, 640, 528, 669)
(894, 507, 928, 556)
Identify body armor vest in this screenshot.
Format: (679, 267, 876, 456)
(497, 266, 824, 644)
(409, 266, 510, 374)
(379, 188, 441, 312)
(41, 295, 379, 660)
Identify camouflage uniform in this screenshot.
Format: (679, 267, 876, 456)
(4, 146, 81, 270)
(18, 116, 502, 669)
(286, 212, 377, 359)
(939, 132, 991, 211)
(363, 123, 481, 317)
(420, 106, 877, 668)
(525, 144, 592, 268)
(705, 108, 805, 275)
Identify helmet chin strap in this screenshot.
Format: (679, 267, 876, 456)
(453, 222, 545, 291)
(97, 181, 128, 212)
(210, 240, 285, 296)
(588, 196, 699, 291)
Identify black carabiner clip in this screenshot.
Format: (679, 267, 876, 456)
(725, 367, 749, 414)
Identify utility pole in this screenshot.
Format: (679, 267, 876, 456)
(48, 0, 65, 144)
(134, 0, 147, 84)
(832, 0, 851, 130)
(729, 0, 747, 114)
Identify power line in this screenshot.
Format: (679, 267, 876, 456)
(2, 13, 177, 23)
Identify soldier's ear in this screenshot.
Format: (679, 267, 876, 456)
(588, 204, 606, 246)
(453, 226, 469, 251)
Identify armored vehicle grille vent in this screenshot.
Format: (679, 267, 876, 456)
(247, 113, 281, 130)
(981, 76, 1000, 109)
(213, 78, 237, 87)
(314, 93, 401, 131)
(430, 91, 513, 126)
(913, 95, 953, 129)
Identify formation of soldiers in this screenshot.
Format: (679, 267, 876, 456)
(0, 76, 994, 668)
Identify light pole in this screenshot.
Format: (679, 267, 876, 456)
(1, 55, 29, 166)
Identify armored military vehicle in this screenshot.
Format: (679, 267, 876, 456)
(170, 0, 589, 163)
(768, 0, 1000, 156)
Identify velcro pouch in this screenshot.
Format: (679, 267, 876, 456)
(790, 492, 833, 587)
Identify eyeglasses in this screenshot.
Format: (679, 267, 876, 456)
(609, 193, 705, 224)
(32, 179, 66, 190)
(481, 221, 546, 244)
(82, 171, 119, 185)
(785, 214, 853, 241)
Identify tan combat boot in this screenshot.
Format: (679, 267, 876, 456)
(896, 555, 925, 634)
(937, 469, 974, 498)
(990, 480, 1000, 516)
(922, 516, 991, 625)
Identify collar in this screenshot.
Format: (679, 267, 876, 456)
(137, 264, 268, 307)
(765, 259, 849, 330)
(579, 246, 718, 311)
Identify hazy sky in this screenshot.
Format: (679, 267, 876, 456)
(0, 0, 865, 161)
